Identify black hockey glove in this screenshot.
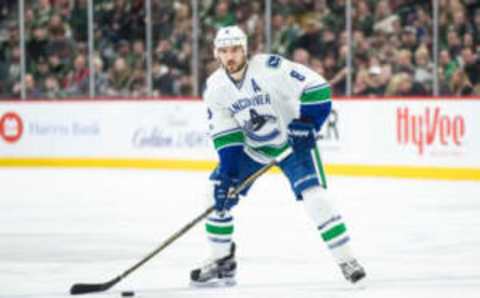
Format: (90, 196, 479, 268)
(287, 118, 317, 152)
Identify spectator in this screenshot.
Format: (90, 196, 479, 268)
(151, 0, 174, 41)
(460, 47, 480, 89)
(211, 0, 236, 29)
(323, 0, 345, 33)
(130, 76, 147, 97)
(450, 69, 474, 96)
(70, 0, 88, 42)
(400, 26, 419, 53)
(293, 19, 323, 58)
(374, 0, 392, 22)
(393, 49, 415, 75)
(27, 25, 49, 64)
(32, 56, 50, 89)
(155, 39, 182, 70)
(438, 49, 458, 92)
(353, 1, 374, 36)
(5, 46, 21, 95)
(129, 39, 146, 70)
(32, 0, 53, 28)
(47, 52, 69, 80)
(94, 55, 109, 95)
(12, 74, 43, 98)
(292, 48, 310, 65)
(386, 72, 426, 96)
(64, 54, 89, 96)
(413, 45, 433, 93)
(451, 9, 470, 37)
(97, 0, 131, 44)
(176, 74, 193, 96)
(271, 14, 301, 56)
(365, 65, 387, 96)
(447, 29, 463, 58)
(0, 2, 16, 23)
(46, 18, 75, 64)
(43, 75, 66, 99)
(309, 58, 325, 79)
(152, 62, 175, 95)
(115, 39, 132, 64)
(106, 57, 132, 96)
(472, 9, 480, 46)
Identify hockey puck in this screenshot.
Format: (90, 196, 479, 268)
(121, 291, 135, 297)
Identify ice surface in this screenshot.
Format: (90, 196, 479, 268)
(0, 168, 479, 298)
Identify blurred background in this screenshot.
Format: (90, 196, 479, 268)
(1, 0, 480, 100)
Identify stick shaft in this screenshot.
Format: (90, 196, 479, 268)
(119, 156, 283, 279)
(121, 149, 289, 278)
(70, 151, 287, 295)
(120, 205, 215, 280)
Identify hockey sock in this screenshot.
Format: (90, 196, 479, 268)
(302, 186, 355, 263)
(206, 211, 234, 259)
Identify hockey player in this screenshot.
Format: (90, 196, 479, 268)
(190, 25, 366, 287)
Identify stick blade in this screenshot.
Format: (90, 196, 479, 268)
(70, 277, 120, 295)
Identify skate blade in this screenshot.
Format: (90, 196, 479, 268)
(350, 277, 367, 290)
(190, 277, 236, 288)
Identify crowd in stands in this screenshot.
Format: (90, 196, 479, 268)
(0, 0, 194, 98)
(1, 0, 480, 99)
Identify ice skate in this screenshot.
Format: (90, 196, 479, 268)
(339, 259, 366, 284)
(190, 243, 237, 287)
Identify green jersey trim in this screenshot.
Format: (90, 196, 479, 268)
(213, 130, 245, 150)
(301, 85, 332, 104)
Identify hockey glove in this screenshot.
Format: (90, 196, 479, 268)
(213, 173, 240, 212)
(287, 119, 317, 152)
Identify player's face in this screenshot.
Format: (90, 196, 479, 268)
(217, 45, 247, 75)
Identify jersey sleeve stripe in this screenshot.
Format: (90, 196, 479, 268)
(303, 83, 329, 93)
(301, 85, 331, 104)
(213, 131, 245, 150)
(301, 100, 331, 106)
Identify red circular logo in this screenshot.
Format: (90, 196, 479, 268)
(0, 112, 24, 143)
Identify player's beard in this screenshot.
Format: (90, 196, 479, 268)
(225, 59, 247, 77)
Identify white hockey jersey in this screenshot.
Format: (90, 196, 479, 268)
(203, 54, 331, 163)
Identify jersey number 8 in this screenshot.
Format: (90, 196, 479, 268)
(290, 70, 305, 81)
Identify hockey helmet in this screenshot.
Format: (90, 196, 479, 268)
(213, 25, 248, 57)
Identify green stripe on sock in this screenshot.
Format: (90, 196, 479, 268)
(213, 131, 244, 150)
(321, 223, 347, 241)
(313, 146, 327, 188)
(206, 224, 234, 235)
(301, 87, 331, 103)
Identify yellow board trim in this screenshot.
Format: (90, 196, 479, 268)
(323, 164, 480, 181)
(0, 158, 479, 181)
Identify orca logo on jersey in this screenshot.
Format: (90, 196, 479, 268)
(267, 55, 281, 68)
(242, 109, 280, 142)
(245, 109, 275, 131)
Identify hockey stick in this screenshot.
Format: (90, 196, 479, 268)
(70, 148, 292, 295)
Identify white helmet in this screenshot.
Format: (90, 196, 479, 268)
(213, 25, 248, 58)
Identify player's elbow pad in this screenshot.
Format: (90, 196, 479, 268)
(300, 101, 332, 131)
